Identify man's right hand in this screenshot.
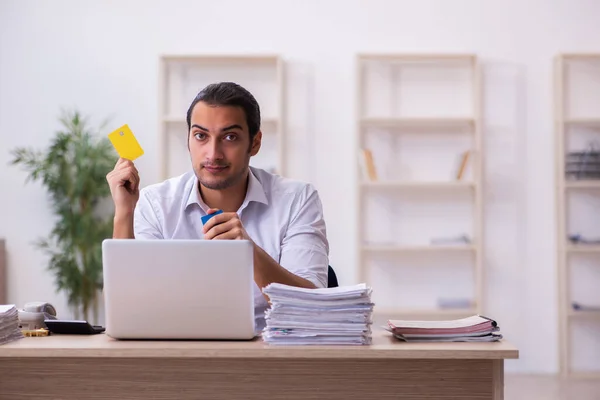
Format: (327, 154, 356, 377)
(106, 158, 140, 219)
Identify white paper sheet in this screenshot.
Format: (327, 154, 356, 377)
(262, 283, 374, 346)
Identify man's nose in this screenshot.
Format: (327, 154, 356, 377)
(206, 138, 224, 160)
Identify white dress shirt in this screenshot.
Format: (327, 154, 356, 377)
(133, 166, 329, 330)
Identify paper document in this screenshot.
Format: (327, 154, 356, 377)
(262, 283, 374, 346)
(0, 305, 24, 346)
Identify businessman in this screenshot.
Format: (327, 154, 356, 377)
(106, 82, 329, 327)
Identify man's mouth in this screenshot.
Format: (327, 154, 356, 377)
(203, 165, 229, 173)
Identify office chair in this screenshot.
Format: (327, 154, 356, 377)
(327, 265, 339, 288)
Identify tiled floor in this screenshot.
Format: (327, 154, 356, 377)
(506, 374, 600, 400)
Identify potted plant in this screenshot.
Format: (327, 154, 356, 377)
(10, 110, 116, 323)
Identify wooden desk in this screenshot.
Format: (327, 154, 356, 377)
(0, 331, 518, 400)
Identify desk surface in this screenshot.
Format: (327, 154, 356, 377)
(1, 330, 518, 360)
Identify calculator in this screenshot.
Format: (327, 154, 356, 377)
(44, 320, 106, 335)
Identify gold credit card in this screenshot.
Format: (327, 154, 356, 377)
(108, 124, 144, 161)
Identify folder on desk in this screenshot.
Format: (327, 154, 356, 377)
(387, 315, 502, 343)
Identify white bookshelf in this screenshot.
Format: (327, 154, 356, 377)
(555, 53, 600, 378)
(375, 307, 478, 320)
(157, 54, 285, 181)
(360, 117, 475, 129)
(362, 244, 476, 253)
(361, 181, 476, 189)
(355, 53, 483, 321)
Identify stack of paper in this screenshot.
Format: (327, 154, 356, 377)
(0, 305, 24, 345)
(262, 283, 374, 345)
(388, 315, 502, 342)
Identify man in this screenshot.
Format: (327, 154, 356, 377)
(106, 82, 329, 329)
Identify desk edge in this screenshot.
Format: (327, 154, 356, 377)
(0, 348, 519, 359)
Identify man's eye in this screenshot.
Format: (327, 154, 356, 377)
(194, 132, 206, 140)
(224, 134, 237, 141)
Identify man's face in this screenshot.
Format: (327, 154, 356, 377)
(188, 101, 261, 190)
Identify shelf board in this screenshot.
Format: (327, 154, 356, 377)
(560, 53, 600, 60)
(162, 116, 186, 123)
(565, 371, 600, 380)
(565, 180, 600, 189)
(363, 244, 475, 253)
(162, 116, 279, 126)
(375, 307, 477, 319)
(564, 118, 600, 128)
(358, 53, 476, 63)
(360, 117, 475, 129)
(568, 310, 600, 318)
(260, 118, 279, 125)
(566, 245, 600, 253)
(361, 181, 475, 189)
(161, 54, 280, 64)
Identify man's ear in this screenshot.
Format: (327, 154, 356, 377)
(250, 131, 262, 156)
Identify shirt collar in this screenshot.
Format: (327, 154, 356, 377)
(185, 177, 210, 212)
(185, 167, 269, 213)
(242, 167, 269, 208)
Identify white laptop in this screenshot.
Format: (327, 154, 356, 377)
(101, 239, 256, 340)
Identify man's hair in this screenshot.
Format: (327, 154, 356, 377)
(186, 82, 261, 141)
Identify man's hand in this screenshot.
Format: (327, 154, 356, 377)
(202, 208, 251, 240)
(202, 209, 317, 295)
(106, 158, 140, 218)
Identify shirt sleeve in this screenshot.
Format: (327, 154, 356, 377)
(278, 184, 330, 288)
(133, 189, 164, 239)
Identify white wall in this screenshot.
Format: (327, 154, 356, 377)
(1, 0, 599, 374)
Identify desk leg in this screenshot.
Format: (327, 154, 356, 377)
(493, 359, 504, 400)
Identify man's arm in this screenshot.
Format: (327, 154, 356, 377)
(111, 188, 163, 240)
(131, 190, 164, 239)
(270, 185, 329, 289)
(202, 184, 329, 293)
(113, 212, 135, 239)
(106, 158, 140, 239)
(252, 245, 318, 290)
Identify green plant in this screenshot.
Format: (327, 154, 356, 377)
(10, 110, 117, 322)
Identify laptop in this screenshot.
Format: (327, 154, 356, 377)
(101, 239, 256, 340)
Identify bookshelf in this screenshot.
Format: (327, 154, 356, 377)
(361, 181, 476, 189)
(360, 117, 475, 129)
(362, 244, 477, 253)
(0, 239, 5, 304)
(355, 53, 483, 322)
(555, 53, 600, 378)
(157, 54, 285, 181)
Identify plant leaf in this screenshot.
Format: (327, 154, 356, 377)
(11, 109, 118, 319)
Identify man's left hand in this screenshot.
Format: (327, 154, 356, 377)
(202, 208, 251, 241)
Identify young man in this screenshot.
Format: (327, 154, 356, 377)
(105, 82, 329, 329)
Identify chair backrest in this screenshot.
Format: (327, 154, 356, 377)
(327, 265, 339, 288)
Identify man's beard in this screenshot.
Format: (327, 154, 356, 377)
(196, 158, 249, 190)
(198, 168, 245, 190)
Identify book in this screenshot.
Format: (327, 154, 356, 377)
(387, 315, 502, 343)
(455, 151, 471, 180)
(359, 149, 378, 181)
